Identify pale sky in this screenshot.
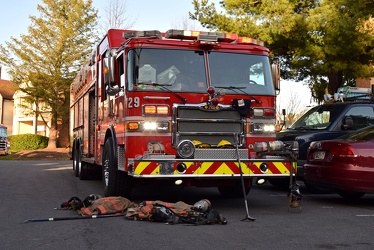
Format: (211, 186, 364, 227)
(0, 0, 313, 109)
(0, 0, 207, 46)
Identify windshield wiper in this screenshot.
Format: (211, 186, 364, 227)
(137, 82, 187, 104)
(215, 86, 261, 103)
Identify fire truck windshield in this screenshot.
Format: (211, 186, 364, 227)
(128, 48, 274, 95)
(209, 52, 274, 96)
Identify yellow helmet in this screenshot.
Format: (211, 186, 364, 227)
(217, 140, 234, 148)
(192, 140, 210, 148)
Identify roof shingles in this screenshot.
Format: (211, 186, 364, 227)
(0, 79, 18, 100)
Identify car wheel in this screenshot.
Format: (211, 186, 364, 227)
(337, 191, 365, 200)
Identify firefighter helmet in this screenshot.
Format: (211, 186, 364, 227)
(217, 140, 234, 148)
(192, 140, 210, 148)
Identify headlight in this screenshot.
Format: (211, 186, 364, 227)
(251, 123, 275, 133)
(142, 120, 169, 132)
(143, 121, 157, 131)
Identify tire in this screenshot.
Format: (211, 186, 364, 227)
(337, 191, 365, 200)
(102, 138, 133, 197)
(102, 138, 118, 196)
(79, 162, 90, 180)
(218, 178, 252, 198)
(72, 142, 80, 177)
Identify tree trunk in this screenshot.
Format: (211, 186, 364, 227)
(47, 112, 58, 149)
(58, 116, 70, 148)
(328, 70, 344, 94)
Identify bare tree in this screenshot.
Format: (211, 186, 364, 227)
(100, 0, 136, 33)
(171, 15, 203, 30)
(277, 88, 310, 129)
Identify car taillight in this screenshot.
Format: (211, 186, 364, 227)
(330, 145, 357, 158)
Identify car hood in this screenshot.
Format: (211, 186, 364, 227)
(276, 129, 348, 160)
(276, 129, 345, 142)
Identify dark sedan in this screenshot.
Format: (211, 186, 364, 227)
(304, 125, 374, 199)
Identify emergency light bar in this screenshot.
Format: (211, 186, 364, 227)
(165, 29, 264, 45)
(123, 28, 265, 46)
(165, 29, 237, 43)
(123, 30, 162, 39)
(237, 37, 264, 46)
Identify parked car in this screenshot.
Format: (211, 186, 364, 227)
(277, 101, 374, 180)
(304, 125, 374, 199)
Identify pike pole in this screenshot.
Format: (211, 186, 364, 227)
(24, 213, 124, 223)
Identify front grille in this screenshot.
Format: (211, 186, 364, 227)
(0, 139, 7, 151)
(172, 104, 245, 147)
(194, 148, 247, 159)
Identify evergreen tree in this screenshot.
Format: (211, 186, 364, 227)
(191, 0, 374, 102)
(0, 0, 98, 148)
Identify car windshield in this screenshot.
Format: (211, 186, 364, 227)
(0, 127, 7, 137)
(289, 104, 345, 130)
(339, 125, 374, 141)
(127, 48, 274, 95)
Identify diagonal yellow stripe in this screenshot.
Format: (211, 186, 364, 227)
(213, 163, 234, 174)
(197, 162, 213, 174)
(134, 162, 150, 174)
(273, 162, 289, 174)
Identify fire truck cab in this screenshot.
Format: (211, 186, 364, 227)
(70, 29, 297, 198)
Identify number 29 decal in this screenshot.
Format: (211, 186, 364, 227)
(127, 97, 140, 108)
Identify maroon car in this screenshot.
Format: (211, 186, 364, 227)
(304, 125, 374, 199)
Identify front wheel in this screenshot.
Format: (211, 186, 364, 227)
(102, 138, 117, 196)
(102, 138, 133, 197)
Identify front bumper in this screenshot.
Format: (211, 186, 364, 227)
(130, 157, 296, 178)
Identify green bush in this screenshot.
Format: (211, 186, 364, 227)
(9, 134, 49, 150)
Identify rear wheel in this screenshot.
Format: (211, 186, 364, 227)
(79, 161, 90, 180)
(72, 142, 80, 177)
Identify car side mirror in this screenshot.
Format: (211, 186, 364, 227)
(342, 116, 353, 130)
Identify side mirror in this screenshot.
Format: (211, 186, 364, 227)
(105, 49, 120, 96)
(341, 116, 353, 130)
(271, 63, 280, 90)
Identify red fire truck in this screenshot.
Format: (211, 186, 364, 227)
(70, 29, 297, 198)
